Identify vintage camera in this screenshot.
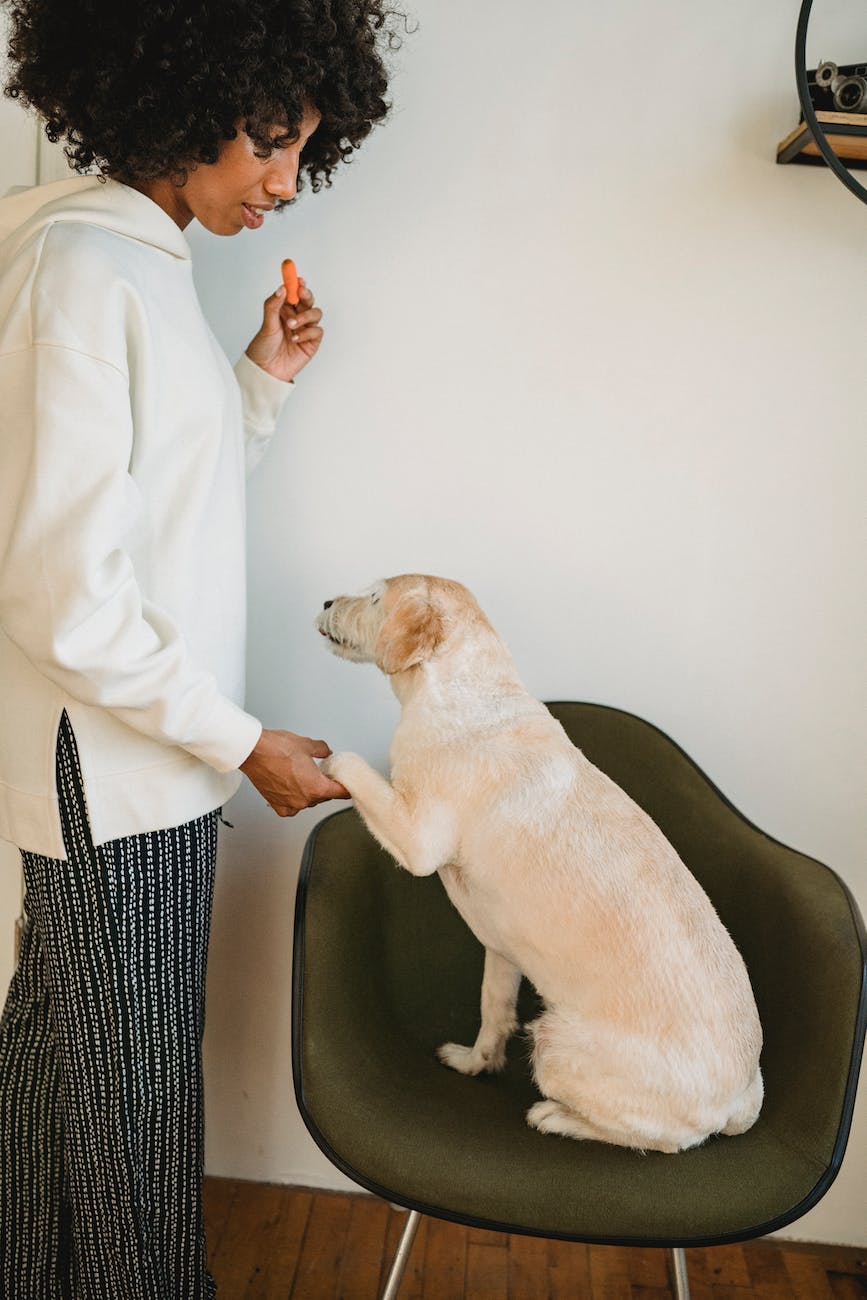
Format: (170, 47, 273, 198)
(809, 59, 867, 114)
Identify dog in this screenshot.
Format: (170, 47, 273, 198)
(316, 574, 763, 1153)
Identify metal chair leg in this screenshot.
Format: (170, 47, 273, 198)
(670, 1246, 691, 1300)
(380, 1209, 422, 1300)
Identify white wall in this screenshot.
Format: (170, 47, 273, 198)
(3, 0, 866, 1247)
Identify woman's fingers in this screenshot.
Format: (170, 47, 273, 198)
(282, 302, 322, 347)
(290, 326, 323, 348)
(282, 305, 322, 328)
(318, 777, 351, 800)
(261, 285, 288, 330)
(241, 728, 347, 815)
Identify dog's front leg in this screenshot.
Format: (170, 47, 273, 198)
(438, 948, 521, 1075)
(322, 752, 455, 877)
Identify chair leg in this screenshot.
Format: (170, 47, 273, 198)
(670, 1246, 691, 1299)
(380, 1209, 422, 1300)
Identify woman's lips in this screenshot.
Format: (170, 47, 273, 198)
(242, 203, 266, 229)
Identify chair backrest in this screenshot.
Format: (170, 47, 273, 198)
(542, 702, 867, 1174)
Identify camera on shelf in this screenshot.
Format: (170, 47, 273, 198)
(809, 60, 867, 114)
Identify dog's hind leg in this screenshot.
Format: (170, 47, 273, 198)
(438, 949, 521, 1075)
(525, 1099, 681, 1153)
(721, 1066, 763, 1136)
(526, 1099, 611, 1141)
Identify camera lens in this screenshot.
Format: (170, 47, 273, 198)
(833, 75, 867, 112)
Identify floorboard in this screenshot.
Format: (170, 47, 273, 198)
(202, 1178, 867, 1299)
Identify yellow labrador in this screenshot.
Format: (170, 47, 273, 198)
(316, 574, 763, 1153)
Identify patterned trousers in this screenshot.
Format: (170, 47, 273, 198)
(0, 712, 219, 1298)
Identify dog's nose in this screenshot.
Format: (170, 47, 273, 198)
(323, 599, 334, 610)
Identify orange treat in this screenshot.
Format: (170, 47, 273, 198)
(281, 258, 300, 306)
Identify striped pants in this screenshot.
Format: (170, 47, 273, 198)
(0, 712, 219, 1298)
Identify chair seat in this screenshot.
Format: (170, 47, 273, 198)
(292, 703, 866, 1247)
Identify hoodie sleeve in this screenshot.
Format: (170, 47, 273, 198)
(233, 351, 294, 474)
(0, 341, 263, 772)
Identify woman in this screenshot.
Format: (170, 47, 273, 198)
(0, 1, 403, 1294)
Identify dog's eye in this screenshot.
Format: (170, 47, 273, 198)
(370, 595, 380, 605)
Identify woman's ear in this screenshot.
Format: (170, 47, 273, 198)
(375, 593, 444, 675)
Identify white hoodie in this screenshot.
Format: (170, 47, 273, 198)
(0, 176, 294, 856)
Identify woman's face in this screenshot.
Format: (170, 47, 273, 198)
(134, 104, 322, 234)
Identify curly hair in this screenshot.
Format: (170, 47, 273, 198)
(1, 0, 410, 194)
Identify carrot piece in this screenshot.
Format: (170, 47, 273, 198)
(281, 258, 300, 306)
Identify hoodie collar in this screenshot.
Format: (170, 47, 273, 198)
(0, 175, 192, 262)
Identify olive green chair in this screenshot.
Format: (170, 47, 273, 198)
(292, 703, 866, 1299)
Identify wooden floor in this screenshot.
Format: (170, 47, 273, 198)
(202, 1178, 867, 1299)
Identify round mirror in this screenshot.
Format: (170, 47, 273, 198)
(796, 0, 867, 205)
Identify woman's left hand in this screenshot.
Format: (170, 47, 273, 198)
(245, 276, 323, 383)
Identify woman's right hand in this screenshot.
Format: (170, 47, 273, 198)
(239, 728, 350, 816)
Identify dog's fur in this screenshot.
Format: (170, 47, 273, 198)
(316, 574, 763, 1153)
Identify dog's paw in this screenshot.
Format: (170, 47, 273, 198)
(319, 751, 362, 786)
(525, 1099, 563, 1131)
(436, 1041, 506, 1075)
(437, 1042, 484, 1074)
(526, 1098, 598, 1142)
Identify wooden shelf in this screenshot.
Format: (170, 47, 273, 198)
(777, 110, 867, 169)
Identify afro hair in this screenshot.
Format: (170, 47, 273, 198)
(1, 0, 409, 193)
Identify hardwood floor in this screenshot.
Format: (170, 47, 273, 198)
(202, 1179, 867, 1299)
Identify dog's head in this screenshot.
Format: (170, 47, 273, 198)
(316, 574, 486, 675)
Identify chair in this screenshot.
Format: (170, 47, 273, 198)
(291, 702, 867, 1299)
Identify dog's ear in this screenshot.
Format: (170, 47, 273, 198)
(375, 593, 444, 675)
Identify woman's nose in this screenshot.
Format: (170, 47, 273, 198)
(266, 155, 299, 203)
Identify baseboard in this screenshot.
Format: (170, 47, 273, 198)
(204, 1167, 369, 1195)
(770, 1230, 866, 1250)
